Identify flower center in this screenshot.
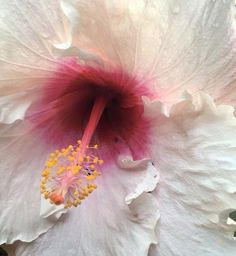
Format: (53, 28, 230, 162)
(40, 96, 107, 208)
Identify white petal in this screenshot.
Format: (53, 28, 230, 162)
(145, 93, 236, 255)
(0, 90, 34, 124)
(15, 157, 159, 256)
(0, 122, 66, 244)
(61, 0, 236, 105)
(119, 158, 159, 204)
(0, 0, 70, 95)
(40, 196, 66, 219)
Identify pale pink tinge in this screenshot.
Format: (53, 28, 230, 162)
(0, 1, 235, 256)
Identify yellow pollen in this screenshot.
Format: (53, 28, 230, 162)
(40, 96, 107, 209)
(78, 155, 84, 162)
(89, 184, 97, 189)
(40, 142, 103, 209)
(90, 164, 95, 170)
(41, 179, 46, 184)
(86, 175, 96, 181)
(56, 167, 65, 175)
(73, 190, 79, 196)
(67, 156, 74, 161)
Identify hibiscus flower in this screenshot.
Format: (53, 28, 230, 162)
(0, 1, 236, 256)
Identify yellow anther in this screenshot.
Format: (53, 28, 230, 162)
(81, 187, 89, 196)
(41, 178, 47, 184)
(79, 194, 85, 200)
(78, 156, 84, 162)
(67, 156, 74, 161)
(73, 169, 79, 175)
(88, 183, 97, 189)
(42, 169, 50, 177)
(62, 151, 69, 156)
(72, 199, 81, 207)
(90, 164, 95, 170)
(74, 166, 79, 171)
(93, 157, 98, 163)
(73, 202, 78, 207)
(50, 153, 56, 158)
(67, 200, 72, 208)
(88, 187, 94, 193)
(68, 145, 74, 150)
(44, 192, 49, 199)
(40, 135, 104, 209)
(93, 170, 101, 176)
(75, 199, 81, 205)
(83, 192, 89, 197)
(46, 161, 55, 168)
(61, 148, 69, 155)
(98, 160, 104, 164)
(86, 175, 96, 181)
(73, 190, 79, 196)
(56, 167, 65, 175)
(73, 165, 81, 175)
(40, 184, 46, 189)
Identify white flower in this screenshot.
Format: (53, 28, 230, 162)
(0, 1, 236, 256)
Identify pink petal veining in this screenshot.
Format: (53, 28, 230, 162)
(26, 58, 157, 161)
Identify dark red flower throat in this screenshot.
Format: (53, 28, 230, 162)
(28, 58, 155, 161)
(28, 58, 156, 208)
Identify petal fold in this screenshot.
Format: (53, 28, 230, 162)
(15, 156, 159, 256)
(0, 0, 69, 95)
(146, 93, 236, 255)
(0, 122, 66, 244)
(61, 0, 236, 105)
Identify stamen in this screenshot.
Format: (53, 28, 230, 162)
(40, 96, 107, 208)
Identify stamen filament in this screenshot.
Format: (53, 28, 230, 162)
(77, 95, 107, 158)
(40, 95, 107, 208)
